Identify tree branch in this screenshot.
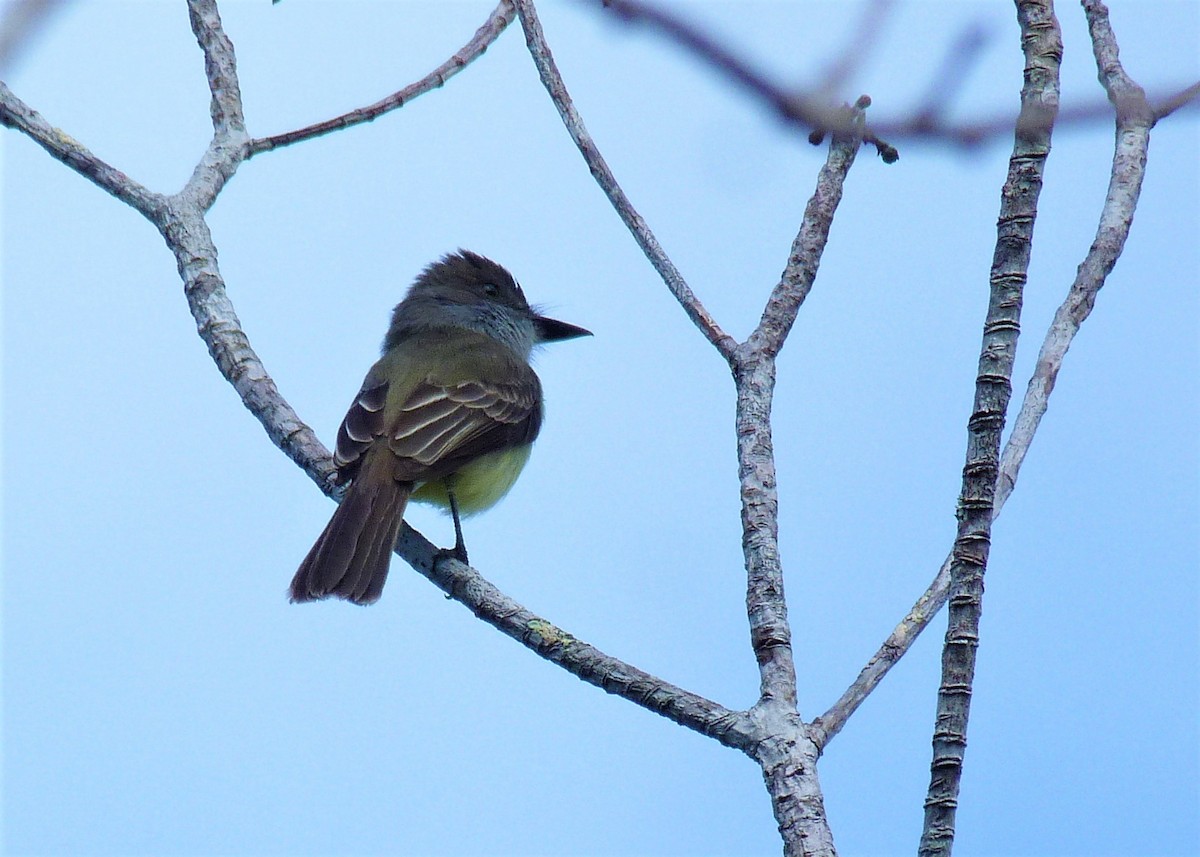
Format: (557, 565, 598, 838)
(181, 0, 248, 209)
(0, 81, 163, 217)
(1151, 79, 1200, 122)
(752, 102, 866, 360)
(812, 0, 1158, 756)
(511, 0, 737, 361)
(248, 1, 516, 157)
(1001, 0, 1153, 503)
(918, 3, 1060, 855)
(394, 527, 756, 748)
(584, 0, 1192, 150)
(731, 122, 861, 857)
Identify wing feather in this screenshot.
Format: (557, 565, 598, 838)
(331, 360, 543, 484)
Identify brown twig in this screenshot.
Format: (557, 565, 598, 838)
(596, 0, 898, 162)
(815, 0, 897, 99)
(1152, 80, 1200, 122)
(248, 1, 516, 157)
(585, 0, 1194, 151)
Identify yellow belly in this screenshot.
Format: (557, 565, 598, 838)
(409, 444, 533, 516)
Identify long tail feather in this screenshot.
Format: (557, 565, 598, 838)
(289, 452, 410, 606)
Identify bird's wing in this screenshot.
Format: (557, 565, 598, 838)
(333, 374, 390, 478)
(387, 374, 542, 482)
(332, 365, 542, 484)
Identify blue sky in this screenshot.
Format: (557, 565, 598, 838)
(3, 2, 1197, 855)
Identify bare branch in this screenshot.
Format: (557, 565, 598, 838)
(584, 0, 1192, 150)
(1002, 0, 1154, 505)
(248, 1, 516, 157)
(183, 0, 249, 210)
(512, 0, 737, 361)
(0, 81, 163, 217)
(1152, 79, 1200, 122)
(814, 0, 1159, 755)
(752, 102, 865, 359)
(727, 125, 864, 857)
(394, 526, 757, 749)
(918, 3, 1061, 854)
(593, 0, 897, 161)
(735, 112, 865, 708)
(811, 556, 952, 750)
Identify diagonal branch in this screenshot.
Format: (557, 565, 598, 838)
(0, 81, 163, 218)
(396, 527, 756, 749)
(583, 0, 1193, 151)
(1152, 80, 1200, 122)
(918, 3, 1060, 855)
(511, 0, 736, 361)
(812, 0, 1158, 755)
(248, 1, 516, 157)
(752, 101, 866, 360)
(593, 0, 897, 163)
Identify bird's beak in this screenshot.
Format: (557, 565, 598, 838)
(534, 315, 592, 342)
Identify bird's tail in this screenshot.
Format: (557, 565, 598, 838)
(289, 452, 411, 606)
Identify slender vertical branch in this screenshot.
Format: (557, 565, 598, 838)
(815, 4, 1154, 745)
(183, 0, 248, 209)
(734, 122, 862, 857)
(1001, 0, 1153, 503)
(918, 3, 1061, 856)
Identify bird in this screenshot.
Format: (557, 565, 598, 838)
(289, 250, 590, 605)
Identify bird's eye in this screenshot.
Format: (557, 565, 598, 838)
(482, 283, 499, 297)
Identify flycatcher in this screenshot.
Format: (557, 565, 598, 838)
(290, 250, 590, 605)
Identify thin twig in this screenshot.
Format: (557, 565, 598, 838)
(584, 0, 1193, 150)
(813, 0, 1158, 756)
(595, 0, 897, 161)
(1152, 79, 1200, 122)
(248, 1, 516, 157)
(917, 3, 1060, 855)
(513, 0, 737, 360)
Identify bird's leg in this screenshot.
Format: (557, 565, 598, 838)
(437, 475, 470, 566)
